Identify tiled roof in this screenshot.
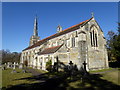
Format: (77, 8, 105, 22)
(23, 17, 93, 51)
(39, 45, 63, 55)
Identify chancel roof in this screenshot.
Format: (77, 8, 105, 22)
(38, 45, 63, 55)
(23, 17, 93, 51)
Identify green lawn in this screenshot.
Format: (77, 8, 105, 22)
(2, 68, 120, 89)
(89, 68, 113, 73)
(66, 68, 120, 89)
(2, 68, 60, 89)
(101, 69, 120, 85)
(0, 67, 2, 88)
(2, 68, 37, 89)
(89, 68, 120, 85)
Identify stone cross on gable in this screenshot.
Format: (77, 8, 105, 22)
(91, 12, 94, 17)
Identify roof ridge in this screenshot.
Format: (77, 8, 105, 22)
(39, 44, 63, 55)
(23, 17, 93, 51)
(44, 44, 62, 50)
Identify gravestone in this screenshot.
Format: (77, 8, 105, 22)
(2, 65, 6, 70)
(7, 62, 10, 68)
(9, 62, 12, 68)
(5, 63, 6, 65)
(13, 62, 16, 69)
(16, 62, 19, 66)
(19, 63, 23, 69)
(69, 61, 74, 80)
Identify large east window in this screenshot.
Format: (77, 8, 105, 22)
(90, 25, 98, 47)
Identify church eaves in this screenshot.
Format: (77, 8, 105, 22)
(23, 17, 93, 51)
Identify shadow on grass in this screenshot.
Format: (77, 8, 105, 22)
(2, 60, 120, 90)
(2, 71, 120, 90)
(61, 72, 120, 90)
(2, 71, 68, 90)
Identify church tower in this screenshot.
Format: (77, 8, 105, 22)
(29, 16, 40, 46)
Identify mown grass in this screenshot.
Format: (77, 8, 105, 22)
(0, 67, 2, 88)
(101, 69, 120, 85)
(2, 67, 120, 89)
(67, 68, 120, 89)
(89, 67, 113, 73)
(35, 68, 47, 74)
(89, 68, 120, 85)
(2, 68, 37, 89)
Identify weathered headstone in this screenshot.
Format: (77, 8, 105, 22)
(2, 65, 6, 70)
(5, 63, 6, 65)
(9, 62, 12, 68)
(13, 62, 16, 69)
(19, 63, 23, 69)
(7, 62, 10, 68)
(16, 62, 19, 66)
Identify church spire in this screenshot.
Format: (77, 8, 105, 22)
(33, 15, 38, 36)
(29, 16, 40, 46)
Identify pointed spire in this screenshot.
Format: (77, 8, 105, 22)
(33, 15, 38, 36)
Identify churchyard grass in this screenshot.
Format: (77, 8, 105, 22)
(2, 67, 120, 89)
(89, 67, 113, 73)
(34, 68, 47, 74)
(2, 68, 38, 89)
(67, 68, 120, 89)
(101, 69, 120, 85)
(0, 67, 2, 88)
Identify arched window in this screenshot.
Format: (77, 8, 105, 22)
(95, 33, 98, 47)
(90, 32, 93, 46)
(90, 25, 98, 47)
(93, 30, 95, 46)
(76, 31, 78, 37)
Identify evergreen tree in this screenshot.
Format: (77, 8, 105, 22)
(107, 23, 120, 64)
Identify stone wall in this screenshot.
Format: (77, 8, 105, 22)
(21, 17, 108, 71)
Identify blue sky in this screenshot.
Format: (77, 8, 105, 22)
(2, 2, 118, 52)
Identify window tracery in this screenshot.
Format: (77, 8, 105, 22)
(90, 25, 98, 47)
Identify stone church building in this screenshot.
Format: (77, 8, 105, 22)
(20, 14, 109, 71)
